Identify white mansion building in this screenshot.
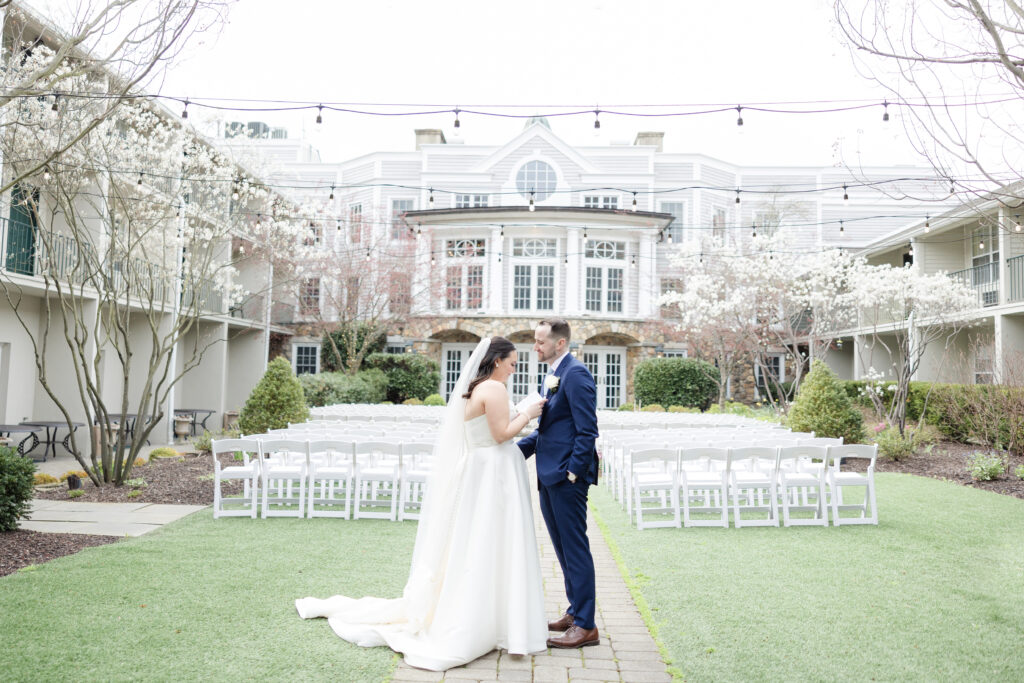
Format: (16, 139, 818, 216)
(225, 119, 948, 406)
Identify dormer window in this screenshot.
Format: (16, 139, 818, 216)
(516, 160, 556, 201)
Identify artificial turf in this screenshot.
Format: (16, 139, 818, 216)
(0, 512, 416, 682)
(589, 472, 1024, 682)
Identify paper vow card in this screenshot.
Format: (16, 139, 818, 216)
(515, 391, 544, 414)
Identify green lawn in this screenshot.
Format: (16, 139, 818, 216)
(0, 513, 416, 682)
(590, 473, 1024, 682)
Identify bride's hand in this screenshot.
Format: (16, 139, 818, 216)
(523, 398, 546, 420)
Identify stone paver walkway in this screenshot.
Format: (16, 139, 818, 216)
(22, 499, 206, 537)
(391, 467, 672, 683)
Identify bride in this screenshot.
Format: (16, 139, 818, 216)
(296, 337, 548, 671)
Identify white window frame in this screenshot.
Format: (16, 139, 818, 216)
(390, 198, 415, 240)
(454, 193, 490, 208)
(299, 277, 320, 317)
(348, 203, 363, 243)
(584, 194, 620, 210)
(445, 263, 485, 311)
(755, 354, 785, 398)
(659, 201, 686, 243)
(291, 341, 321, 375)
(510, 241, 558, 312)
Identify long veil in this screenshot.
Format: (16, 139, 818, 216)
(400, 336, 490, 630)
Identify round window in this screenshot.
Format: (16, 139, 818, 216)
(516, 160, 557, 201)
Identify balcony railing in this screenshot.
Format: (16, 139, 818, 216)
(949, 263, 1000, 308)
(1008, 255, 1024, 304)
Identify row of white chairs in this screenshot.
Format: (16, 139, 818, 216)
(211, 438, 434, 521)
(621, 444, 878, 529)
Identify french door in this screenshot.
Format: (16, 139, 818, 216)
(581, 347, 625, 409)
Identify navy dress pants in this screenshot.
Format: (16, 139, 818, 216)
(538, 478, 596, 629)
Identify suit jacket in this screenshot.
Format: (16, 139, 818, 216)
(518, 354, 600, 487)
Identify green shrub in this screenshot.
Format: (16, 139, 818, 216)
(841, 380, 935, 422)
(0, 446, 35, 531)
(238, 357, 310, 435)
(149, 446, 181, 460)
(191, 430, 239, 453)
(634, 357, 718, 410)
(640, 404, 665, 412)
(124, 478, 147, 489)
(1013, 464, 1024, 480)
(363, 353, 441, 403)
(126, 490, 142, 499)
(788, 360, 865, 444)
(875, 427, 916, 461)
(668, 405, 697, 413)
(320, 323, 386, 372)
(402, 397, 423, 406)
(967, 452, 1006, 481)
(423, 393, 445, 407)
(297, 369, 388, 407)
(708, 401, 757, 417)
(67, 489, 84, 498)
(617, 403, 635, 411)
(33, 472, 58, 485)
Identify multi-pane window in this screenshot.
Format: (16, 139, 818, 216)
(713, 208, 727, 241)
(349, 204, 362, 243)
(455, 194, 489, 208)
(345, 276, 359, 317)
(512, 264, 556, 311)
(584, 195, 618, 209)
(756, 355, 784, 397)
(516, 160, 557, 200)
(971, 225, 999, 306)
(299, 278, 320, 316)
(446, 239, 486, 257)
(660, 202, 685, 243)
(585, 240, 625, 260)
(390, 272, 411, 315)
(390, 199, 414, 240)
(303, 222, 322, 247)
(446, 265, 484, 310)
(293, 344, 319, 375)
(444, 349, 464, 399)
(662, 349, 687, 358)
(585, 266, 624, 313)
(512, 238, 557, 257)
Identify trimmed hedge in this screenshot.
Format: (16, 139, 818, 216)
(238, 357, 310, 434)
(297, 369, 388, 407)
(0, 446, 35, 532)
(788, 361, 865, 443)
(363, 353, 441, 404)
(634, 357, 719, 410)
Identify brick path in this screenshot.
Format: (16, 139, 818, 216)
(391, 467, 672, 683)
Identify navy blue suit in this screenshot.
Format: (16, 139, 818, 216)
(518, 354, 600, 629)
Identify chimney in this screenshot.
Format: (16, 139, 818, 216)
(415, 129, 447, 150)
(633, 131, 664, 152)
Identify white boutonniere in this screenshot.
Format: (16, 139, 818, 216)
(545, 375, 560, 394)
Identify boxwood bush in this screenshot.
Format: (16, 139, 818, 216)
(363, 353, 441, 404)
(297, 369, 388, 407)
(0, 446, 35, 532)
(238, 357, 310, 434)
(788, 360, 864, 443)
(634, 357, 719, 410)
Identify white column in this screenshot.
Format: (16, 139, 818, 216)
(489, 225, 503, 315)
(998, 206, 1008, 305)
(637, 232, 657, 317)
(994, 313, 1005, 385)
(565, 227, 581, 315)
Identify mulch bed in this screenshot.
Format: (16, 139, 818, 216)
(3, 443, 1022, 577)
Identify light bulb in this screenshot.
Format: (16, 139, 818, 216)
(500, 225, 504, 238)
(667, 232, 673, 244)
(43, 168, 51, 182)
(843, 185, 848, 201)
(631, 193, 638, 211)
(453, 108, 460, 128)
(839, 220, 844, 234)
(316, 105, 323, 125)
(329, 186, 334, 200)
(594, 109, 600, 129)
(51, 95, 58, 112)
(564, 254, 568, 264)
(631, 254, 637, 268)
(428, 189, 434, 209)
(181, 99, 189, 119)
(1016, 216, 1022, 233)
(735, 189, 740, 204)
(137, 172, 143, 186)
(979, 240, 985, 250)
(430, 254, 436, 265)
(882, 101, 889, 122)
(736, 105, 743, 126)
(925, 216, 930, 233)
(529, 191, 535, 212)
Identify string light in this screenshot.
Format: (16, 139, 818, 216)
(329, 186, 335, 200)
(428, 188, 434, 209)
(752, 224, 757, 239)
(925, 215, 930, 233)
(176, 205, 181, 218)
(453, 107, 460, 128)
(843, 185, 848, 201)
(564, 253, 569, 264)
(736, 105, 743, 126)
(1016, 215, 1022, 233)
(908, 242, 914, 257)
(882, 100, 889, 122)
(631, 254, 637, 267)
(583, 227, 588, 240)
(735, 189, 741, 204)
(316, 105, 323, 125)
(979, 237, 985, 250)
(667, 230, 673, 244)
(699, 252, 703, 264)
(430, 253, 436, 265)
(500, 225, 504, 238)
(43, 167, 51, 182)
(137, 172, 143, 185)
(181, 99, 189, 119)
(365, 248, 371, 261)
(51, 95, 58, 112)
(594, 109, 600, 129)
(631, 192, 638, 211)
(529, 190, 535, 212)
(839, 220, 844, 234)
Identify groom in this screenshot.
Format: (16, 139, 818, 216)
(518, 318, 600, 649)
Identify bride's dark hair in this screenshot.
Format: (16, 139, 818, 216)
(463, 337, 517, 399)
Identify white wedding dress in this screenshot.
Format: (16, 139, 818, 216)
(296, 340, 547, 671)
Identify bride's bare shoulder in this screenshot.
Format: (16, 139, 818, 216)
(475, 379, 508, 398)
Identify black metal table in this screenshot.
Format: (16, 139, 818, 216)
(174, 408, 215, 436)
(20, 421, 85, 460)
(0, 424, 42, 457)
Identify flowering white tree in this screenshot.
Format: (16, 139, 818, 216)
(0, 94, 299, 486)
(854, 263, 977, 433)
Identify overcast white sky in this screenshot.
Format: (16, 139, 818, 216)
(151, 0, 921, 168)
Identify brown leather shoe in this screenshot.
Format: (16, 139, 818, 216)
(547, 612, 574, 632)
(546, 624, 600, 649)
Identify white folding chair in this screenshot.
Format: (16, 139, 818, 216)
(729, 447, 779, 527)
(211, 438, 261, 519)
(259, 439, 309, 518)
(777, 446, 829, 527)
(398, 441, 435, 521)
(630, 448, 680, 529)
(827, 444, 879, 526)
(354, 441, 402, 520)
(307, 440, 355, 519)
(678, 447, 730, 528)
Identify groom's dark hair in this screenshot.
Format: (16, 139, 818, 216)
(539, 318, 571, 343)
